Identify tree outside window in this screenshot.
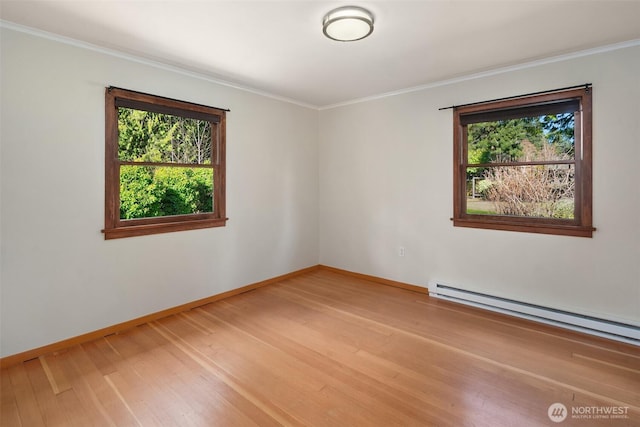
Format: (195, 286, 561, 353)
(104, 88, 227, 239)
(453, 87, 593, 237)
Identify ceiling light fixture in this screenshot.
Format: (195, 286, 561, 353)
(322, 6, 374, 42)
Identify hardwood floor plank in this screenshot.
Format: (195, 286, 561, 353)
(194, 306, 446, 426)
(571, 352, 640, 374)
(190, 306, 447, 426)
(138, 322, 272, 427)
(102, 372, 148, 426)
(422, 298, 640, 357)
(148, 319, 306, 426)
(224, 287, 552, 425)
(37, 354, 71, 396)
(60, 345, 134, 426)
(98, 331, 194, 425)
(1, 269, 638, 426)
(79, 341, 117, 376)
(5, 363, 46, 427)
(201, 299, 466, 426)
(1, 368, 23, 427)
(22, 359, 69, 426)
(281, 273, 640, 408)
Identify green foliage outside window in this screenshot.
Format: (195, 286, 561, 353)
(120, 166, 213, 219)
(467, 113, 574, 173)
(466, 113, 575, 219)
(117, 108, 214, 220)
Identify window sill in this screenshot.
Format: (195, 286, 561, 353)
(453, 217, 594, 237)
(103, 218, 228, 240)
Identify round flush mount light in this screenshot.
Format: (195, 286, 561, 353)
(322, 6, 374, 42)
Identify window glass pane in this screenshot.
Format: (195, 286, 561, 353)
(120, 165, 213, 219)
(466, 164, 575, 219)
(467, 113, 575, 164)
(118, 108, 212, 164)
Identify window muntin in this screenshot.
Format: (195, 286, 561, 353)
(104, 88, 227, 239)
(453, 87, 593, 237)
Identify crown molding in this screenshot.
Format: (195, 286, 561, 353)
(2, 20, 638, 112)
(0, 20, 319, 110)
(319, 39, 640, 110)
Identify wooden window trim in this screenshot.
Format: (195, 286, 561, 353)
(453, 87, 594, 237)
(103, 87, 227, 240)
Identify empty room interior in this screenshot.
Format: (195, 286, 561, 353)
(1, 1, 639, 426)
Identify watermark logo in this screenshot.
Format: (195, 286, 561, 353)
(548, 403, 568, 423)
(547, 403, 630, 423)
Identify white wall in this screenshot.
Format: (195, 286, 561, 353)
(0, 28, 319, 357)
(2, 26, 638, 359)
(319, 45, 640, 326)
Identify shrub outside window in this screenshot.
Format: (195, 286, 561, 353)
(453, 87, 594, 237)
(104, 87, 227, 239)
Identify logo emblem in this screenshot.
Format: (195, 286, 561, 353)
(548, 403, 568, 423)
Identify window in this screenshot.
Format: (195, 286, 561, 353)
(104, 87, 227, 239)
(453, 87, 593, 237)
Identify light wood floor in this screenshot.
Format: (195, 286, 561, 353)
(2, 269, 639, 426)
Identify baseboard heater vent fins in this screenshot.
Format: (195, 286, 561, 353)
(428, 283, 639, 345)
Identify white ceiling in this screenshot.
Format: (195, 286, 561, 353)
(2, 1, 639, 108)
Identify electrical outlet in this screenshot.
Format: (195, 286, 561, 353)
(399, 247, 405, 257)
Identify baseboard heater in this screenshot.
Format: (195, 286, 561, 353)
(428, 283, 639, 345)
